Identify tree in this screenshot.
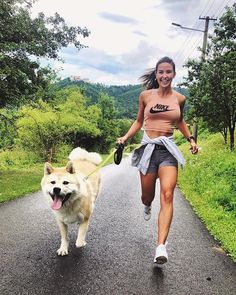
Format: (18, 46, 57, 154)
(16, 89, 101, 161)
(117, 118, 142, 145)
(56, 87, 101, 150)
(0, 0, 90, 107)
(183, 5, 236, 150)
(0, 108, 17, 148)
(96, 92, 119, 153)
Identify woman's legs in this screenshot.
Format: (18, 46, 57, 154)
(139, 172, 157, 206)
(157, 166, 178, 245)
(140, 166, 177, 264)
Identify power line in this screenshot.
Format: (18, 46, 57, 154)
(172, 0, 215, 62)
(174, 0, 234, 67)
(173, 5, 213, 65)
(200, 0, 217, 16)
(173, 0, 235, 73)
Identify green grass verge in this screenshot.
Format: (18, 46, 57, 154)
(0, 165, 43, 203)
(178, 133, 236, 261)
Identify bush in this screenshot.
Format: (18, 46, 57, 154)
(174, 130, 186, 146)
(0, 147, 40, 169)
(16, 98, 100, 161)
(53, 144, 73, 163)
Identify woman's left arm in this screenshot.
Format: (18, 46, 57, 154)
(176, 95, 198, 154)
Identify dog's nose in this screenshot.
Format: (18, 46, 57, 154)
(53, 187, 61, 195)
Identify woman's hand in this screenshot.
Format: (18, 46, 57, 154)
(190, 140, 198, 154)
(117, 136, 128, 145)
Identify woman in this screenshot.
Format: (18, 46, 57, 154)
(117, 56, 198, 264)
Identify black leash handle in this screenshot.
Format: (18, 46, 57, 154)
(114, 143, 124, 165)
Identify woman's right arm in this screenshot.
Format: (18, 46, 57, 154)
(118, 91, 145, 144)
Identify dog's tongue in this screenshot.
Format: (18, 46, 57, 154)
(51, 197, 62, 210)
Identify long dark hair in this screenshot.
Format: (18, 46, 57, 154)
(139, 56, 176, 90)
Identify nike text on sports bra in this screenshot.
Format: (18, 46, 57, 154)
(143, 90, 181, 133)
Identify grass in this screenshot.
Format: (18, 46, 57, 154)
(178, 133, 236, 261)
(0, 165, 43, 203)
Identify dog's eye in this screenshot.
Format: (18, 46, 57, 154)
(51, 181, 56, 184)
(63, 181, 69, 185)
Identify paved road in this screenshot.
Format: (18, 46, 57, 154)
(0, 157, 235, 295)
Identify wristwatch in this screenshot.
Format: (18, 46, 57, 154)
(187, 135, 195, 142)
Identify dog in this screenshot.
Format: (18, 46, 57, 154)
(41, 147, 102, 256)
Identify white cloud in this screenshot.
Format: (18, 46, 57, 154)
(31, 0, 235, 85)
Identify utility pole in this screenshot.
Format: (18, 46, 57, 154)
(200, 16, 210, 60)
(192, 16, 217, 142)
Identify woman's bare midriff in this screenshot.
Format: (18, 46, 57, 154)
(145, 130, 173, 139)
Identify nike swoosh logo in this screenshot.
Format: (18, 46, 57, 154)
(150, 108, 173, 113)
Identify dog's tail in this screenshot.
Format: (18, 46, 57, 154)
(68, 147, 102, 165)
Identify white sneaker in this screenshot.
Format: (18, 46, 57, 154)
(143, 205, 151, 221)
(153, 243, 168, 264)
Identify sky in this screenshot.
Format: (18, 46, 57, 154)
(31, 0, 234, 86)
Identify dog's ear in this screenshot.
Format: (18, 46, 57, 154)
(66, 161, 76, 174)
(44, 162, 54, 175)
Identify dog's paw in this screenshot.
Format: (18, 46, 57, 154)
(57, 247, 68, 256)
(75, 240, 87, 248)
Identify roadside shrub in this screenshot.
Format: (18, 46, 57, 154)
(16, 99, 100, 162)
(174, 130, 186, 146)
(0, 147, 40, 169)
(53, 143, 73, 163)
(0, 108, 17, 149)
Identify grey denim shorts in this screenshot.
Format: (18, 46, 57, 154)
(131, 144, 178, 174)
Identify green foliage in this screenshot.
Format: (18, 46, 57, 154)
(174, 119, 212, 146)
(0, 0, 90, 107)
(211, 5, 236, 53)
(178, 133, 236, 260)
(0, 82, 145, 159)
(55, 79, 143, 119)
(16, 88, 101, 161)
(52, 143, 73, 164)
(173, 130, 187, 146)
(183, 5, 236, 150)
(16, 102, 64, 161)
(95, 93, 119, 153)
(0, 147, 40, 169)
(116, 118, 142, 145)
(113, 86, 142, 119)
(0, 108, 18, 148)
(116, 118, 132, 137)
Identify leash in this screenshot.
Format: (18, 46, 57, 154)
(83, 148, 116, 181)
(83, 143, 125, 181)
(114, 143, 124, 165)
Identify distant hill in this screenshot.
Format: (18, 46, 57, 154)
(55, 78, 142, 119)
(55, 78, 188, 119)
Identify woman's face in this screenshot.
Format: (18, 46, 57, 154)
(155, 62, 176, 88)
